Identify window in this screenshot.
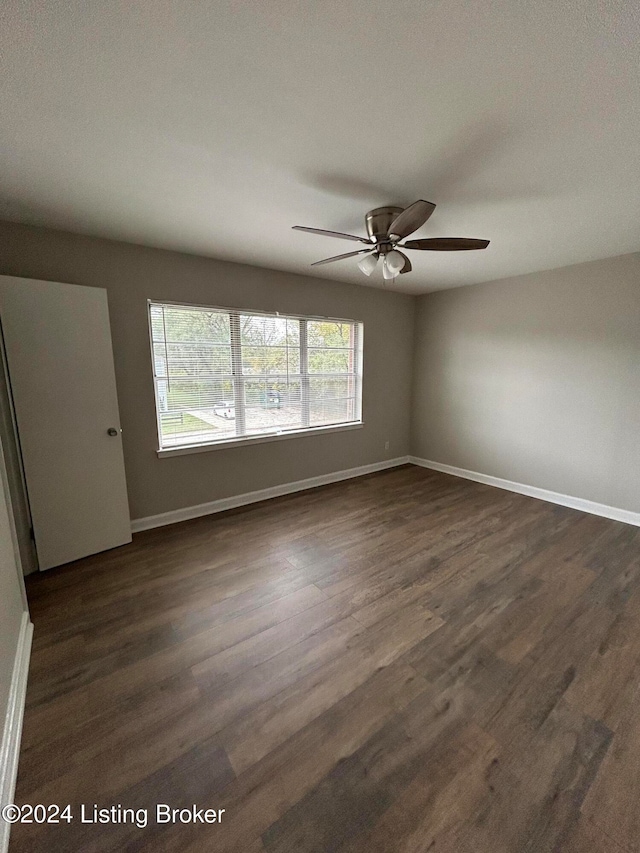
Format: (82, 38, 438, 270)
(149, 302, 363, 451)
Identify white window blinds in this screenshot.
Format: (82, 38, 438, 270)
(149, 302, 363, 449)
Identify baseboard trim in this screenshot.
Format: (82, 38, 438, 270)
(409, 457, 640, 528)
(0, 612, 33, 853)
(131, 457, 411, 533)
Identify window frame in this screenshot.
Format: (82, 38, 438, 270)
(147, 300, 364, 456)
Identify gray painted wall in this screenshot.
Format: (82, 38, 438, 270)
(411, 252, 640, 514)
(0, 221, 415, 521)
(1, 219, 637, 527)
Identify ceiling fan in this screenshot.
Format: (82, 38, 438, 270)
(293, 200, 489, 281)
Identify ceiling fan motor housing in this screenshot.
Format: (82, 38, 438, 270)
(365, 206, 404, 243)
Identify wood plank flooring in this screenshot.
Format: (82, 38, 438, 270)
(9, 464, 640, 852)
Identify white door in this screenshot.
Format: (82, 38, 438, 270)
(0, 276, 131, 570)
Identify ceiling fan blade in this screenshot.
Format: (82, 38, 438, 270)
(397, 251, 412, 274)
(311, 249, 374, 266)
(387, 200, 436, 240)
(403, 238, 490, 251)
(292, 226, 370, 243)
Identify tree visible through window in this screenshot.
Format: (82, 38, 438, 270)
(149, 302, 363, 449)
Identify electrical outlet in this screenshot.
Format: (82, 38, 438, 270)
(384, 440, 390, 451)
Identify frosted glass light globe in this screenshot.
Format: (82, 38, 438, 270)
(358, 254, 379, 276)
(385, 250, 406, 275)
(382, 258, 395, 280)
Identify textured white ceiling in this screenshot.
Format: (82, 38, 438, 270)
(1, 1, 639, 293)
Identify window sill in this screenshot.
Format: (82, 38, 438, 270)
(157, 421, 364, 457)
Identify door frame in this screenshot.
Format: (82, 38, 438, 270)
(0, 318, 37, 575)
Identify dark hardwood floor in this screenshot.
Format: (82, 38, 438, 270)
(9, 464, 640, 852)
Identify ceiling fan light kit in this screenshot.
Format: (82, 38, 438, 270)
(293, 200, 489, 283)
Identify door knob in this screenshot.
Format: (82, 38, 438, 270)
(107, 427, 119, 436)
